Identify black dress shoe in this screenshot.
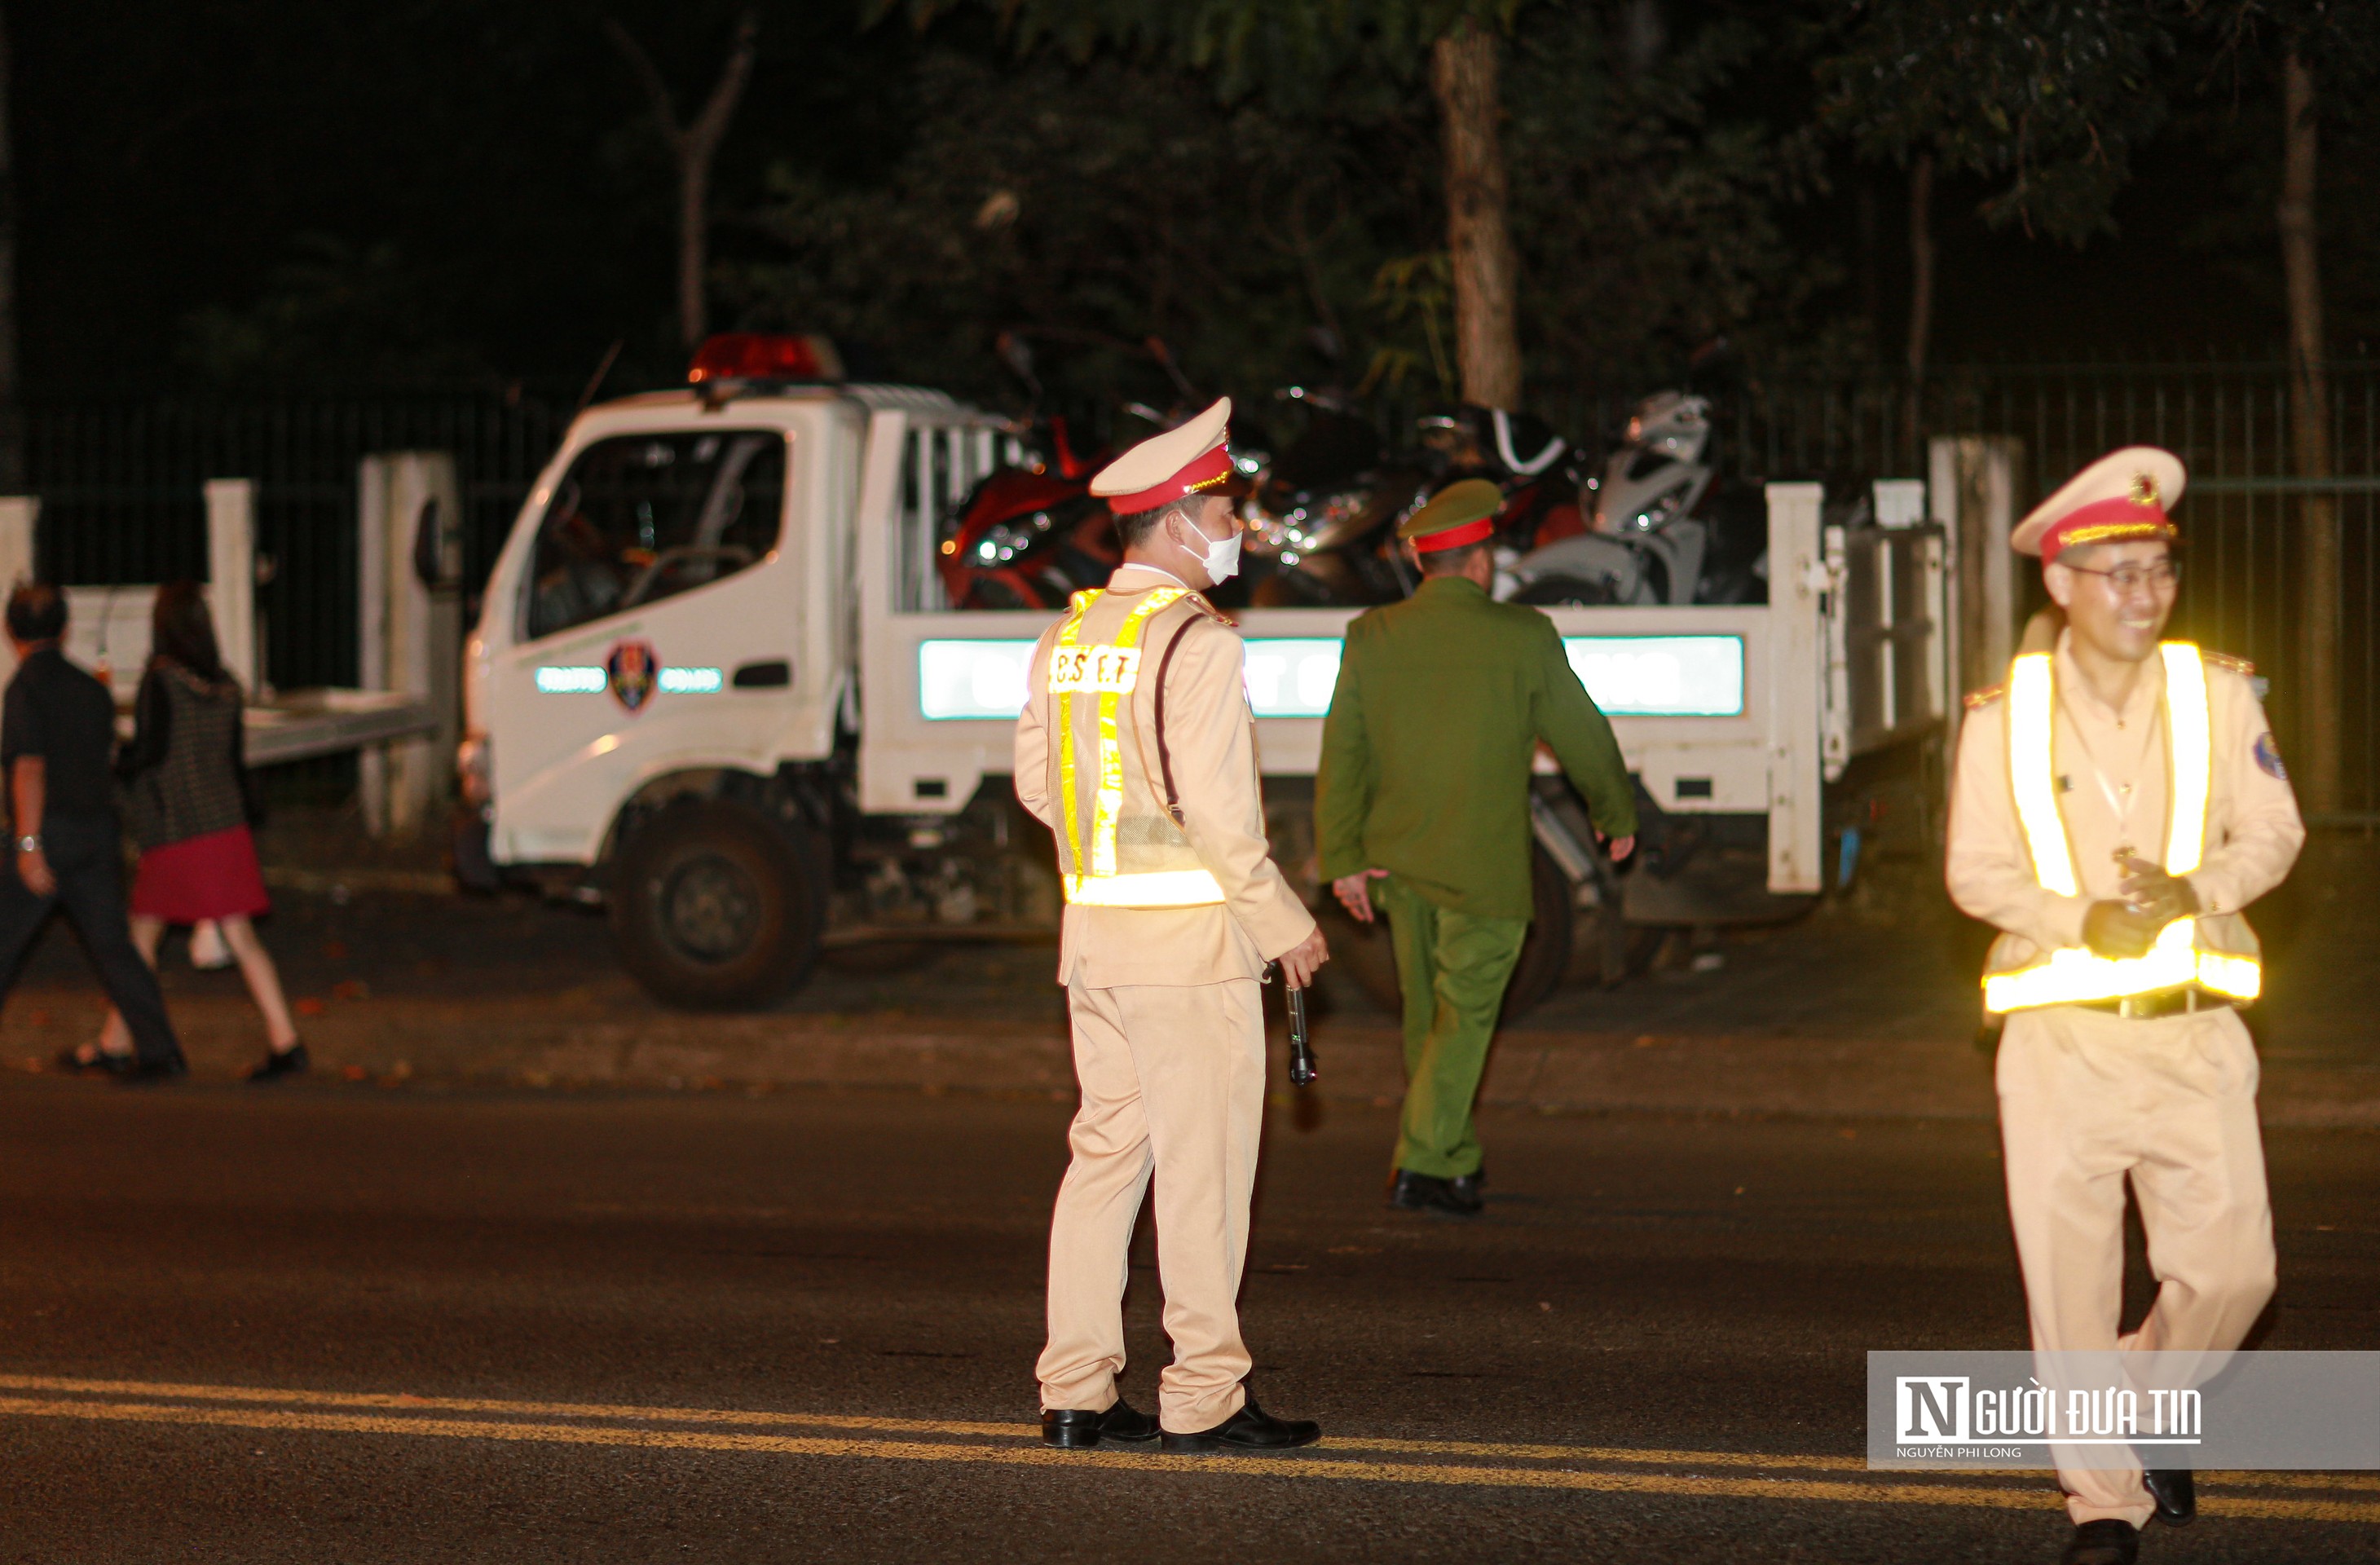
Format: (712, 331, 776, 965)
(2059, 1519, 2140, 1565)
(1388, 1169, 1480, 1218)
(1042, 1395, 1160, 1449)
(1160, 1392, 1320, 1454)
(54, 1047, 133, 1075)
(1446, 1171, 1485, 1211)
(113, 1056, 187, 1086)
(2141, 1467, 2194, 1526)
(248, 1042, 310, 1082)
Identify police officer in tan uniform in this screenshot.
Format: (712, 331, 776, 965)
(1947, 448, 2304, 1565)
(1014, 399, 1330, 1454)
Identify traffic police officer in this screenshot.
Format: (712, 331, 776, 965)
(1014, 398, 1330, 1454)
(1947, 448, 2303, 1565)
(1316, 479, 1637, 1218)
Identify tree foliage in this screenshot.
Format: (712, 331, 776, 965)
(1817, 1, 2175, 243)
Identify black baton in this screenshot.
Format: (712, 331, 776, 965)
(1286, 982, 1318, 1088)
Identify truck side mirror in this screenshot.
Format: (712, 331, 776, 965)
(412, 497, 455, 589)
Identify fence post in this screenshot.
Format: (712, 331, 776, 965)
(1765, 480, 1825, 895)
(205, 479, 258, 694)
(0, 496, 36, 687)
(1929, 436, 2022, 698)
(357, 452, 461, 837)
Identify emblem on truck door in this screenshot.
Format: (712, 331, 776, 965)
(607, 639, 659, 713)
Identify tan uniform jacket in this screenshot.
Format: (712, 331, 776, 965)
(1947, 634, 2304, 977)
(1014, 566, 1317, 987)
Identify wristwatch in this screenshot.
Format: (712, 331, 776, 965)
(15, 835, 39, 853)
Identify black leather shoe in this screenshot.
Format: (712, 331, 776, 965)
(1160, 1392, 1320, 1454)
(1042, 1395, 1160, 1449)
(1388, 1169, 1479, 1219)
(114, 1056, 187, 1086)
(2141, 1467, 2195, 1526)
(54, 1046, 132, 1075)
(1445, 1171, 1485, 1212)
(2059, 1519, 2140, 1565)
(248, 1043, 309, 1082)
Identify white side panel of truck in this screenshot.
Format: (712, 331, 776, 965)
(857, 471, 1844, 896)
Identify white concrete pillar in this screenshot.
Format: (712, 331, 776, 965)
(1929, 435, 2023, 699)
(205, 479, 259, 694)
(358, 452, 461, 836)
(0, 496, 37, 689)
(1765, 481, 1826, 895)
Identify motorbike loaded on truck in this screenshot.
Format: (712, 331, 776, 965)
(456, 333, 1954, 1016)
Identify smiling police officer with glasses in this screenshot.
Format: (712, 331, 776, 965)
(1946, 448, 2303, 1565)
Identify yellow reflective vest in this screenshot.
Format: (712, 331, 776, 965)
(1048, 586, 1227, 909)
(1984, 641, 2262, 1013)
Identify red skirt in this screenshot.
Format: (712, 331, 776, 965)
(129, 824, 271, 923)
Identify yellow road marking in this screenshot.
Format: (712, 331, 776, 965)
(0, 1373, 1028, 1439)
(2, 1391, 2376, 1523)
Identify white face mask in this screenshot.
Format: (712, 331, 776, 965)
(1181, 509, 1241, 583)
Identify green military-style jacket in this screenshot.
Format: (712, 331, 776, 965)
(1316, 576, 1638, 920)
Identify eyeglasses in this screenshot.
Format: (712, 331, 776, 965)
(2061, 559, 2182, 593)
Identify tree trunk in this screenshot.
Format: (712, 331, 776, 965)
(1903, 153, 1935, 463)
(2279, 49, 2338, 813)
(0, 5, 22, 492)
(678, 151, 711, 352)
(1431, 22, 1522, 410)
(606, 12, 759, 355)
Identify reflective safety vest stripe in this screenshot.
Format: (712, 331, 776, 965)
(1984, 641, 2260, 1012)
(1052, 588, 1226, 910)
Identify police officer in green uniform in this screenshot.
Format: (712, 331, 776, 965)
(1316, 480, 1638, 1217)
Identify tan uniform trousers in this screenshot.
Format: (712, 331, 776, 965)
(1997, 1003, 2277, 1527)
(1038, 977, 1265, 1434)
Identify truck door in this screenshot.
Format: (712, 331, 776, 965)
(487, 427, 799, 862)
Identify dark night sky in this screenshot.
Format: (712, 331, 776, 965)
(7, 1, 2322, 398)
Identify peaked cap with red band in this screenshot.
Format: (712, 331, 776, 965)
(1398, 478, 1504, 553)
(2012, 445, 2187, 564)
(1091, 397, 1247, 514)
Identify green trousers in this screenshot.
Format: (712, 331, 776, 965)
(1377, 875, 1529, 1179)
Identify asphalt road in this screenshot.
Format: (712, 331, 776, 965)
(0, 1078, 2373, 1563)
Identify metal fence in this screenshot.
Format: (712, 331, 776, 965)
(24, 391, 571, 690)
(21, 360, 2380, 808)
(1527, 361, 2380, 815)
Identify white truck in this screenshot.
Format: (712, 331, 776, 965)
(456, 348, 1950, 1012)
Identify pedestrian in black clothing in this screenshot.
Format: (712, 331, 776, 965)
(0, 584, 186, 1081)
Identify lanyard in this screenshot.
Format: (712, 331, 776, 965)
(2059, 692, 2160, 862)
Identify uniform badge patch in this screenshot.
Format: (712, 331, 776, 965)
(607, 638, 659, 713)
(2254, 730, 2288, 780)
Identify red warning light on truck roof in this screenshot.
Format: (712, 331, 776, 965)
(687, 333, 844, 385)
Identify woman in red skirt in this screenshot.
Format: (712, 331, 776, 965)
(94, 582, 302, 1079)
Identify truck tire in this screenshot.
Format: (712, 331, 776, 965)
(611, 799, 820, 1010)
(1311, 844, 1575, 1023)
(1498, 845, 1575, 1021)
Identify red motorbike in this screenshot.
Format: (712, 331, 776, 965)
(935, 415, 1120, 611)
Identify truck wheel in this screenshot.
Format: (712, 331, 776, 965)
(1311, 844, 1573, 1022)
(611, 799, 820, 1010)
(1498, 846, 1575, 1022)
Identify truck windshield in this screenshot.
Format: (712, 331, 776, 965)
(525, 430, 787, 641)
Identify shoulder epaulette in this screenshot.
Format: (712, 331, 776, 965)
(2203, 650, 2254, 676)
(1964, 683, 2006, 711)
(1179, 591, 1236, 628)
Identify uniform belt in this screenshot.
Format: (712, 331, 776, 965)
(2074, 985, 2234, 1021)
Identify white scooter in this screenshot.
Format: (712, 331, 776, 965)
(1502, 392, 1723, 606)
